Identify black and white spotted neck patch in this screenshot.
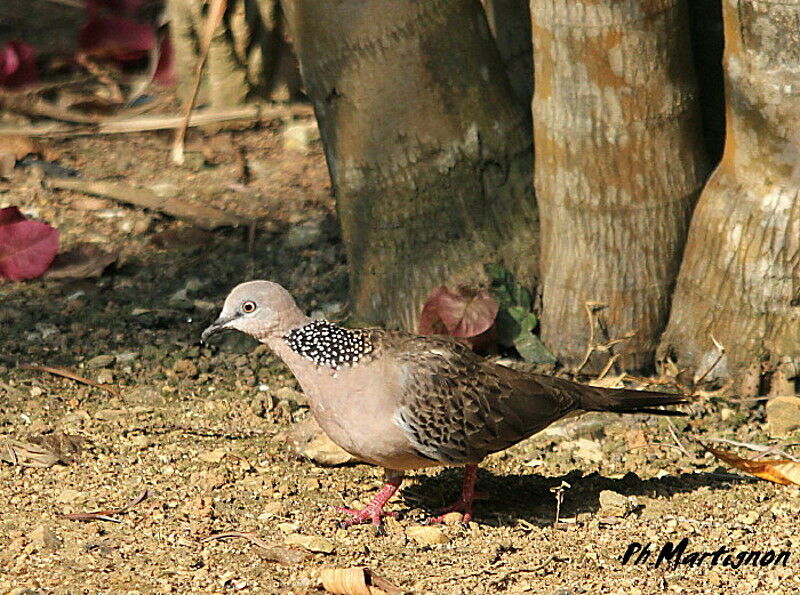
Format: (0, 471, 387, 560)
(284, 320, 374, 368)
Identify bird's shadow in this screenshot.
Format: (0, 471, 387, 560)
(401, 466, 749, 526)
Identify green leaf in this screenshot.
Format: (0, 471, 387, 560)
(514, 286, 532, 312)
(514, 332, 557, 365)
(484, 262, 507, 284)
(495, 305, 555, 364)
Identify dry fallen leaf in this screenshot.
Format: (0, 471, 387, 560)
(0, 439, 61, 467)
(283, 416, 356, 466)
(703, 444, 800, 486)
(301, 433, 356, 466)
(320, 567, 402, 595)
(27, 431, 85, 464)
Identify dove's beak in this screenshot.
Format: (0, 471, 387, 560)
(201, 315, 237, 343)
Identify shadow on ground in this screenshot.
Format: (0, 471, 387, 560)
(405, 466, 748, 525)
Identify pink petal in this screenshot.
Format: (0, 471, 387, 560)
(0, 219, 59, 281)
(0, 41, 40, 89)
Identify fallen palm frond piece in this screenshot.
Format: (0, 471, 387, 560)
(47, 178, 244, 230)
(0, 104, 312, 138)
(701, 443, 800, 486)
(62, 488, 149, 523)
(19, 362, 120, 397)
(201, 532, 310, 565)
(320, 567, 403, 595)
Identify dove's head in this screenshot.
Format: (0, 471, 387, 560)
(201, 281, 309, 343)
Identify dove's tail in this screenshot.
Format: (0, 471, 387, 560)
(578, 386, 689, 416)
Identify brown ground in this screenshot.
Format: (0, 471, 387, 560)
(1, 4, 800, 594)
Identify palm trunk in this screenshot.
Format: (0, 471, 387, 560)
(658, 0, 800, 392)
(531, 0, 709, 372)
(167, 0, 299, 106)
(283, 0, 537, 330)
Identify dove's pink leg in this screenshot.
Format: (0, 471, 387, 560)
(334, 475, 402, 527)
(429, 464, 483, 524)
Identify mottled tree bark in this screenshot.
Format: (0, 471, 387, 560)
(659, 0, 800, 391)
(481, 0, 533, 107)
(531, 0, 709, 372)
(283, 0, 537, 330)
(168, 0, 300, 106)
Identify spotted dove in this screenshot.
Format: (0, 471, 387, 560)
(202, 281, 687, 526)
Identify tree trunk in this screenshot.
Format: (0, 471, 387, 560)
(658, 0, 800, 393)
(531, 0, 709, 372)
(167, 0, 300, 106)
(481, 0, 533, 107)
(283, 0, 537, 330)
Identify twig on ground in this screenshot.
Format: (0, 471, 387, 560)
(665, 418, 693, 459)
(201, 532, 310, 564)
(19, 363, 120, 397)
(62, 488, 150, 522)
(47, 178, 245, 230)
(549, 481, 570, 527)
(0, 104, 312, 138)
(488, 555, 563, 587)
(596, 353, 621, 381)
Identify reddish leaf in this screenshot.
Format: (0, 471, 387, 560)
(0, 211, 59, 281)
(85, 0, 147, 18)
(153, 34, 175, 85)
(0, 206, 26, 225)
(419, 286, 499, 339)
(0, 41, 39, 89)
(79, 16, 156, 62)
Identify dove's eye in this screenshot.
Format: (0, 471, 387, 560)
(241, 301, 257, 314)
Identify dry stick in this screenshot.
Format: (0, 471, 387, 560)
(665, 418, 693, 459)
(201, 531, 275, 550)
(47, 178, 245, 230)
(19, 363, 120, 398)
(549, 481, 570, 527)
(62, 488, 150, 523)
(0, 104, 311, 137)
(0, 92, 107, 124)
(201, 532, 310, 565)
(574, 302, 600, 376)
(488, 555, 561, 587)
(596, 353, 621, 381)
(623, 443, 694, 456)
(172, 0, 229, 164)
(694, 334, 726, 386)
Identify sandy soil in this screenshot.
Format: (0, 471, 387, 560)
(1, 4, 800, 594)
